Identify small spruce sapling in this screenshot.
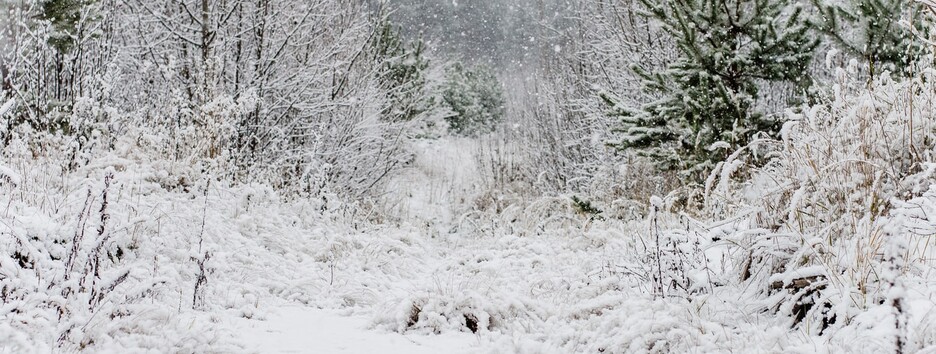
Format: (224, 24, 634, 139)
(605, 0, 817, 180)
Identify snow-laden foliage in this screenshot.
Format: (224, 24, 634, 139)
(605, 0, 817, 179)
(373, 25, 936, 354)
(371, 19, 435, 124)
(441, 62, 506, 136)
(810, 0, 930, 78)
(0, 0, 445, 201)
(2, 0, 936, 353)
(0, 146, 448, 351)
(3, 59, 936, 351)
(702, 55, 936, 351)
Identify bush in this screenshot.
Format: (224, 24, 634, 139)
(705, 56, 936, 343)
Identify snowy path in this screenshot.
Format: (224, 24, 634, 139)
(222, 139, 493, 353)
(225, 306, 482, 353)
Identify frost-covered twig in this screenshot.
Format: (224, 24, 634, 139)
(0, 165, 20, 188)
(0, 98, 14, 117)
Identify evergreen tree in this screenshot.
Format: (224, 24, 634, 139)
(810, 0, 928, 77)
(370, 20, 432, 122)
(40, 0, 96, 53)
(606, 0, 817, 178)
(442, 63, 505, 136)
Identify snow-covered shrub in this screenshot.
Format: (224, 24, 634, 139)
(0, 167, 232, 352)
(556, 297, 727, 354)
(377, 288, 541, 335)
(705, 53, 936, 349)
(1, 0, 436, 207)
(0, 146, 439, 351)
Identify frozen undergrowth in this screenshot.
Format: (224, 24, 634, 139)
(0, 151, 439, 351)
(3, 67, 936, 354)
(365, 61, 936, 353)
(0, 139, 755, 352)
(2, 132, 935, 352)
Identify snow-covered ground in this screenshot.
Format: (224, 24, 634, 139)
(3, 131, 936, 353)
(224, 306, 479, 353)
(7, 0, 936, 350)
(7, 59, 936, 353)
(381, 137, 483, 231)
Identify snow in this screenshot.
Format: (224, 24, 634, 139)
(4, 1, 936, 353)
(6, 113, 936, 352)
(224, 307, 479, 354)
(0, 98, 14, 117)
(381, 137, 480, 227)
(0, 164, 20, 186)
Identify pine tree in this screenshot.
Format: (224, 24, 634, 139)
(606, 0, 817, 179)
(41, 0, 97, 53)
(811, 0, 928, 78)
(370, 20, 432, 122)
(441, 63, 505, 136)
